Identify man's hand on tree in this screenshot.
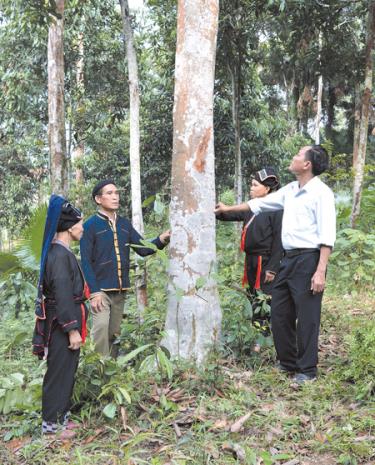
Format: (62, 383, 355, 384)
(214, 202, 229, 214)
(160, 229, 171, 245)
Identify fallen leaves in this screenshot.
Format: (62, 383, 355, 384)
(82, 428, 106, 444)
(4, 436, 31, 452)
(230, 412, 252, 433)
(222, 441, 246, 462)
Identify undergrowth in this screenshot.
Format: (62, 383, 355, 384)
(0, 221, 374, 465)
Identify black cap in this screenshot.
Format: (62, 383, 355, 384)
(92, 179, 116, 201)
(57, 202, 83, 232)
(253, 167, 280, 192)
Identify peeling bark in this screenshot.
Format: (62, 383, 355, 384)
(48, 0, 68, 196)
(119, 0, 148, 312)
(351, 1, 374, 228)
(162, 0, 221, 364)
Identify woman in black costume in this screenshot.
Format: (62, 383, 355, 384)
(33, 196, 89, 438)
(216, 168, 283, 347)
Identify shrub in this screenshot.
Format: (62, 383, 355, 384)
(329, 228, 375, 291)
(343, 319, 375, 399)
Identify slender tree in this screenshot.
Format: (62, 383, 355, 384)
(48, 0, 68, 195)
(351, 0, 374, 227)
(352, 82, 361, 167)
(222, 1, 244, 204)
(119, 0, 148, 312)
(314, 32, 323, 145)
(162, 0, 221, 363)
(72, 31, 85, 185)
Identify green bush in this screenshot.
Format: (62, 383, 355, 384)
(343, 319, 375, 399)
(0, 272, 36, 318)
(329, 228, 375, 291)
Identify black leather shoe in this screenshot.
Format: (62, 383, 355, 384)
(292, 373, 316, 385)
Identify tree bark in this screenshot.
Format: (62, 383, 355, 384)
(314, 74, 323, 144)
(162, 0, 221, 364)
(230, 62, 242, 205)
(48, 0, 68, 196)
(293, 79, 301, 132)
(351, 1, 374, 228)
(72, 31, 84, 185)
(314, 32, 323, 145)
(326, 83, 336, 140)
(119, 0, 148, 312)
(352, 82, 361, 167)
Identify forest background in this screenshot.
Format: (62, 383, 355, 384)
(0, 0, 374, 464)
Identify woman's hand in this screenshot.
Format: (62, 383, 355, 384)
(264, 271, 276, 283)
(68, 330, 82, 350)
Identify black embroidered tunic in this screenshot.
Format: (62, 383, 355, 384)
(216, 210, 283, 294)
(33, 243, 88, 358)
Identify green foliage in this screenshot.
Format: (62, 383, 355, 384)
(0, 371, 42, 416)
(16, 203, 47, 266)
(221, 289, 257, 357)
(0, 272, 36, 318)
(0, 253, 20, 275)
(357, 184, 375, 233)
(219, 189, 236, 206)
(329, 228, 375, 291)
(343, 319, 375, 400)
(74, 335, 174, 422)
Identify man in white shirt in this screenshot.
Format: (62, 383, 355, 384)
(215, 145, 336, 384)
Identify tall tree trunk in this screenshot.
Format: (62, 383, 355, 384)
(351, 1, 374, 228)
(162, 0, 221, 364)
(352, 82, 361, 167)
(314, 32, 323, 144)
(72, 31, 84, 185)
(48, 0, 68, 196)
(293, 79, 301, 132)
(119, 0, 148, 313)
(230, 62, 242, 205)
(326, 83, 336, 139)
(314, 74, 323, 144)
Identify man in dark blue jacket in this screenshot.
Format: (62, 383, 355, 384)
(80, 179, 170, 356)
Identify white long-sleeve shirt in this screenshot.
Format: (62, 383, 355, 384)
(247, 176, 336, 250)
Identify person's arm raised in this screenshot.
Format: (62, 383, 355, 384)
(214, 202, 251, 215)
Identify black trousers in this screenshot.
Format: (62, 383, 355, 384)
(271, 251, 322, 377)
(247, 254, 273, 336)
(42, 324, 80, 423)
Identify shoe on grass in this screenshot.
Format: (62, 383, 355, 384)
(292, 373, 316, 385)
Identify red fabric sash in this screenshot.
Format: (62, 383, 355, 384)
(81, 283, 90, 344)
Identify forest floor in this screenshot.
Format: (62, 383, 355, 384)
(0, 290, 374, 465)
